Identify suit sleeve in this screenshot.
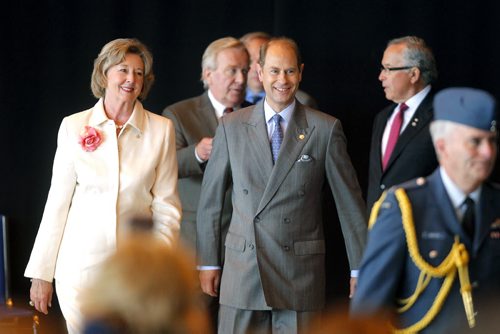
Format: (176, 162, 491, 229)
(151, 118, 182, 246)
(196, 120, 231, 266)
(24, 117, 77, 282)
(162, 108, 204, 178)
(350, 192, 406, 315)
(325, 119, 368, 269)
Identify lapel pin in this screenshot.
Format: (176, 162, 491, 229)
(298, 134, 305, 140)
(416, 177, 426, 186)
(429, 250, 438, 258)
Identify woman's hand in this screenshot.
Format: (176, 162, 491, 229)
(30, 278, 53, 314)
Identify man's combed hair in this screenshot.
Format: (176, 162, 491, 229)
(388, 36, 438, 85)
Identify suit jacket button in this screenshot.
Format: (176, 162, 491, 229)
(254, 217, 261, 223)
(380, 184, 386, 190)
(283, 245, 290, 251)
(283, 218, 291, 224)
(243, 189, 248, 195)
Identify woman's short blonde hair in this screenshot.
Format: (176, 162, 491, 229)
(91, 38, 154, 100)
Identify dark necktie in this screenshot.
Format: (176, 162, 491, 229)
(252, 95, 263, 104)
(462, 197, 475, 240)
(223, 107, 233, 115)
(271, 114, 283, 164)
(382, 103, 409, 170)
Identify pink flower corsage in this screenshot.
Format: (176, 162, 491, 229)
(79, 126, 102, 152)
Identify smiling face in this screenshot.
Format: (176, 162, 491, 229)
(258, 41, 303, 112)
(204, 47, 249, 108)
(104, 53, 144, 104)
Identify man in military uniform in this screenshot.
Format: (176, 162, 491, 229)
(351, 87, 500, 333)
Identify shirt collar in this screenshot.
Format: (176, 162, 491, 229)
(400, 84, 431, 111)
(246, 88, 266, 102)
(88, 98, 145, 133)
(439, 167, 481, 209)
(207, 89, 226, 118)
(264, 98, 295, 124)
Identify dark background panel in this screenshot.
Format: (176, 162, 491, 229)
(1, 0, 499, 318)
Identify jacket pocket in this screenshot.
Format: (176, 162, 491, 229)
(225, 232, 246, 252)
(294, 239, 325, 255)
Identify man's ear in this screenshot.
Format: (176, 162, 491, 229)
(257, 63, 264, 82)
(410, 67, 421, 84)
(203, 68, 212, 86)
(434, 138, 445, 160)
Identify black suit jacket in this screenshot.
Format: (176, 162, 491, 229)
(367, 92, 438, 212)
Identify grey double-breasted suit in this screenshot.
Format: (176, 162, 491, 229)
(196, 100, 367, 311)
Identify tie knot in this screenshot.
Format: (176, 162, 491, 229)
(463, 196, 474, 207)
(223, 107, 233, 114)
(399, 103, 409, 113)
(272, 114, 282, 125)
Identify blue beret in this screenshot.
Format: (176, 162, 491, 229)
(433, 87, 497, 132)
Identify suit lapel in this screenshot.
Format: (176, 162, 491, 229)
(256, 104, 312, 214)
(244, 102, 274, 183)
(385, 94, 433, 170)
(198, 92, 219, 135)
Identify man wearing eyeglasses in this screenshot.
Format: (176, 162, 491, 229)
(366, 36, 439, 213)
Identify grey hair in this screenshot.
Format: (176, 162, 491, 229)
(429, 120, 458, 160)
(388, 36, 438, 85)
(200, 37, 248, 89)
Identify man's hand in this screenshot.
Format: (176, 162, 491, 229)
(349, 277, 357, 299)
(199, 269, 221, 297)
(30, 278, 53, 314)
(195, 137, 213, 162)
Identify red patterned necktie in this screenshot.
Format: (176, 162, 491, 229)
(382, 103, 408, 170)
(223, 107, 233, 114)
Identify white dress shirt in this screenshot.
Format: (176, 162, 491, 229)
(439, 167, 481, 222)
(381, 85, 432, 157)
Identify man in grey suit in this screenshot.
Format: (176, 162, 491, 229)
(197, 37, 367, 333)
(162, 37, 250, 253)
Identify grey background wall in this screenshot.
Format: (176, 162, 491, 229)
(1, 0, 499, 311)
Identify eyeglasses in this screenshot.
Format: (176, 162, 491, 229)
(380, 66, 415, 74)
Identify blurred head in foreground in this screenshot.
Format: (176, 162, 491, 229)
(81, 233, 209, 333)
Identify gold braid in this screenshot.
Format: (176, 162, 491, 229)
(370, 188, 475, 333)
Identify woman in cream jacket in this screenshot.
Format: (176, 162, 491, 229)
(24, 38, 181, 333)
